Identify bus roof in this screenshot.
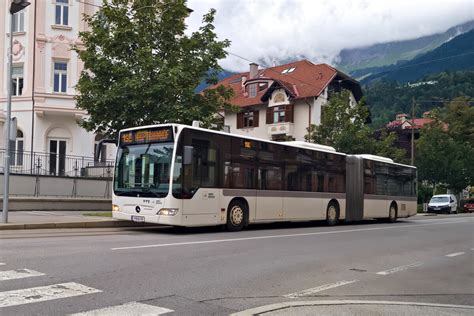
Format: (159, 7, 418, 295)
(356, 154, 416, 169)
(119, 123, 416, 168)
(120, 123, 345, 156)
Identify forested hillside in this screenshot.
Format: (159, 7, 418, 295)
(360, 30, 474, 84)
(364, 71, 474, 127)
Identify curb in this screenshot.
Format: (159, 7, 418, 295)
(230, 300, 474, 315)
(0, 220, 157, 230)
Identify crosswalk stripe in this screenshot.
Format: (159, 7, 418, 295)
(0, 263, 5, 266)
(69, 301, 174, 315)
(0, 269, 45, 281)
(0, 282, 101, 308)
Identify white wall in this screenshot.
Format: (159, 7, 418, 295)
(223, 87, 358, 142)
(226, 104, 268, 139)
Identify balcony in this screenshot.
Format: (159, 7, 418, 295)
(267, 122, 294, 136)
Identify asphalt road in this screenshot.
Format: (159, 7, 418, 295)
(1, 214, 473, 315)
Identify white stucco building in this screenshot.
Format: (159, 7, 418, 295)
(215, 60, 363, 141)
(1, 0, 115, 175)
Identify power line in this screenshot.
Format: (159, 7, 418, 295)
(76, 0, 103, 9)
(226, 51, 328, 92)
(364, 52, 474, 77)
(75, 0, 474, 87)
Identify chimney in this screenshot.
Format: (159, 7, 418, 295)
(249, 63, 258, 79)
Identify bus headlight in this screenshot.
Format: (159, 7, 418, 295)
(112, 204, 120, 212)
(157, 208, 179, 216)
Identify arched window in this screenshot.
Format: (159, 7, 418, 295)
(94, 134, 107, 164)
(47, 127, 70, 176)
(10, 129, 24, 166)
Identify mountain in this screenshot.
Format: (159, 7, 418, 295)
(195, 70, 236, 92)
(336, 20, 474, 73)
(360, 29, 474, 84)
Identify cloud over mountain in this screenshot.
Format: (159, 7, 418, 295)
(186, 0, 474, 72)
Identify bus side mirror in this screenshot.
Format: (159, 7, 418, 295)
(183, 146, 194, 165)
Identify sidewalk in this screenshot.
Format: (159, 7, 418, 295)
(0, 211, 155, 230)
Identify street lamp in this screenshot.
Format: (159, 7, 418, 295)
(2, 0, 30, 223)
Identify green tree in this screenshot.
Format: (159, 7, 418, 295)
(75, 0, 234, 137)
(416, 117, 473, 194)
(305, 90, 406, 162)
(443, 97, 474, 144)
(306, 91, 374, 153)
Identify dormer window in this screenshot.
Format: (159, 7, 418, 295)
(248, 84, 257, 97)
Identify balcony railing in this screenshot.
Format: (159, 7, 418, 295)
(0, 149, 114, 179)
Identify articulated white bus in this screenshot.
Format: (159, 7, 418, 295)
(112, 124, 417, 231)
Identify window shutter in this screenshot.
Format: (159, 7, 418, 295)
(253, 110, 259, 127)
(266, 107, 273, 124)
(237, 112, 244, 129)
(285, 104, 294, 123)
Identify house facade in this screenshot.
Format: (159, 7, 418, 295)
(383, 111, 436, 159)
(0, 0, 115, 175)
(215, 60, 363, 141)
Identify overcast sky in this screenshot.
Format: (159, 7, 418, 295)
(186, 0, 474, 72)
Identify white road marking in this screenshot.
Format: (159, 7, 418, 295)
(284, 280, 358, 298)
(112, 219, 470, 250)
(445, 252, 465, 257)
(230, 300, 474, 315)
(376, 262, 423, 275)
(0, 263, 5, 266)
(0, 282, 101, 308)
(0, 269, 45, 281)
(69, 301, 173, 315)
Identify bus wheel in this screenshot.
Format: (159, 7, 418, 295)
(388, 203, 398, 223)
(326, 201, 339, 226)
(226, 200, 246, 231)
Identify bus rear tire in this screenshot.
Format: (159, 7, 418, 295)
(326, 201, 339, 226)
(226, 200, 247, 231)
(388, 202, 398, 223)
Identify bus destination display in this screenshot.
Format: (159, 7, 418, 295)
(120, 127, 173, 145)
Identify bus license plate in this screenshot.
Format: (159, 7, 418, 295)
(131, 215, 145, 222)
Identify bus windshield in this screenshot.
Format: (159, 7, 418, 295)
(114, 143, 173, 198)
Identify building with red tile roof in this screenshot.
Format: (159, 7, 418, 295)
(211, 59, 362, 141)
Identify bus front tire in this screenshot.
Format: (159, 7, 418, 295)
(326, 201, 339, 226)
(226, 200, 247, 231)
(388, 203, 398, 223)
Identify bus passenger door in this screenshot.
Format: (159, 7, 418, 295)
(256, 167, 283, 220)
(345, 155, 364, 221)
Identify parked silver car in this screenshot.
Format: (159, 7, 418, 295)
(428, 194, 457, 214)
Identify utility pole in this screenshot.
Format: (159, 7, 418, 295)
(2, 0, 31, 223)
(411, 97, 415, 166)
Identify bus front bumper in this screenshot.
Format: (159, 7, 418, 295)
(112, 210, 180, 226)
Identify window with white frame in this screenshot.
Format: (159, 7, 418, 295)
(12, 11, 25, 32)
(53, 62, 67, 93)
(55, 0, 69, 26)
(12, 65, 24, 96)
(248, 84, 257, 97)
(9, 130, 24, 166)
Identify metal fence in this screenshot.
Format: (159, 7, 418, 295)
(0, 149, 114, 178)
